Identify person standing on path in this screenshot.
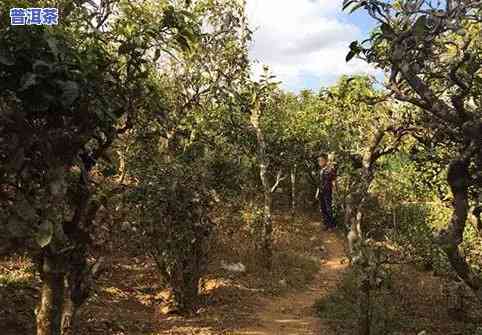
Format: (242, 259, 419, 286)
(315, 153, 337, 231)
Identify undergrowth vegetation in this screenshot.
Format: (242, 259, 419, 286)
(1, 0, 481, 334)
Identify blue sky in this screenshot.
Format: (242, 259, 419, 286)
(246, 0, 383, 92)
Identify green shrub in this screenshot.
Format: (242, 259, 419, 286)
(127, 163, 214, 313)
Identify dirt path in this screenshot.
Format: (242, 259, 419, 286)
(234, 227, 347, 335)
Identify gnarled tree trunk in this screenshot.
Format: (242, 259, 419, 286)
(344, 125, 410, 334)
(250, 105, 286, 269)
(61, 281, 77, 335)
(345, 127, 383, 259)
(357, 272, 371, 335)
(37, 254, 65, 335)
(251, 107, 273, 269)
(437, 158, 482, 301)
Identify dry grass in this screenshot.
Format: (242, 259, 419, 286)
(314, 263, 482, 335)
(2, 209, 481, 334)
(0, 210, 321, 335)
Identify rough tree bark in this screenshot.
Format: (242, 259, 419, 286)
(61, 252, 102, 335)
(348, 154, 375, 335)
(61, 278, 77, 335)
(291, 164, 297, 217)
(437, 152, 482, 300)
(395, 50, 482, 300)
(37, 254, 65, 335)
(344, 0, 482, 318)
(59, 167, 103, 335)
(250, 107, 273, 268)
(346, 126, 388, 259)
(250, 105, 285, 269)
(344, 125, 411, 335)
(384, 4, 482, 300)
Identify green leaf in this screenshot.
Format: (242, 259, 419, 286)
(154, 48, 161, 61)
(413, 15, 427, 38)
(179, 9, 197, 21)
(346, 50, 356, 62)
(343, 0, 366, 13)
(0, 52, 15, 66)
(33, 60, 52, 75)
(46, 36, 59, 58)
(343, 0, 356, 11)
(57, 80, 79, 107)
(36, 220, 54, 248)
(101, 165, 117, 177)
(381, 23, 395, 38)
(118, 42, 131, 54)
(19, 73, 37, 91)
(175, 34, 191, 51)
(349, 2, 367, 13)
(85, 0, 98, 8)
(105, 109, 118, 121)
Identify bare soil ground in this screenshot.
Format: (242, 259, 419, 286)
(1, 212, 482, 334)
(233, 226, 346, 335)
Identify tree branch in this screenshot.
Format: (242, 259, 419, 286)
(270, 170, 287, 193)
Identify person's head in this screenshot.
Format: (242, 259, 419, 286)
(318, 153, 328, 168)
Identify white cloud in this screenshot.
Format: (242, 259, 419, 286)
(246, 0, 382, 91)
